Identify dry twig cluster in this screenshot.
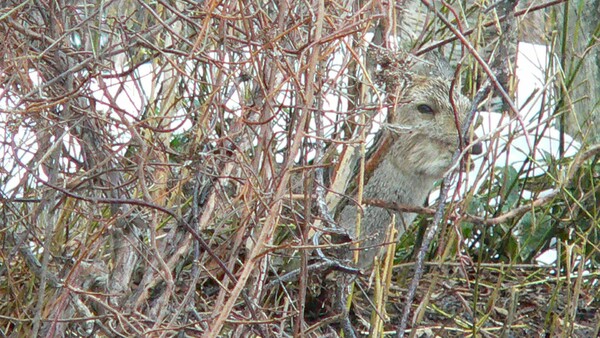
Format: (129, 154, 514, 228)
(0, 0, 598, 337)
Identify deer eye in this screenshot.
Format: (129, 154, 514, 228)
(417, 104, 435, 115)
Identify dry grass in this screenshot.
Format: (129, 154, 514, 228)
(0, 0, 597, 337)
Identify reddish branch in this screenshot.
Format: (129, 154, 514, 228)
(366, 144, 600, 226)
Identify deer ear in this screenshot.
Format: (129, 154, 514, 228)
(410, 52, 455, 79)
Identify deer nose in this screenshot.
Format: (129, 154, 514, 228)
(470, 141, 483, 155)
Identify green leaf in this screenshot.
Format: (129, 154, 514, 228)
(518, 212, 554, 262)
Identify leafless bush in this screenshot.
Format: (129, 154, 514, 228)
(0, 0, 597, 337)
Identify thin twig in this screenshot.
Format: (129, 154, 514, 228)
(395, 79, 492, 337)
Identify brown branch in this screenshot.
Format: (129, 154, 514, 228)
(465, 143, 600, 225)
(415, 0, 568, 55)
(367, 143, 600, 227)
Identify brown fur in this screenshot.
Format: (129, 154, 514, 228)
(338, 73, 473, 269)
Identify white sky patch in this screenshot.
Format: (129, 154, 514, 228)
(1, 123, 39, 195)
(92, 64, 152, 114)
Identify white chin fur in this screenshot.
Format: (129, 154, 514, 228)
(410, 145, 453, 178)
